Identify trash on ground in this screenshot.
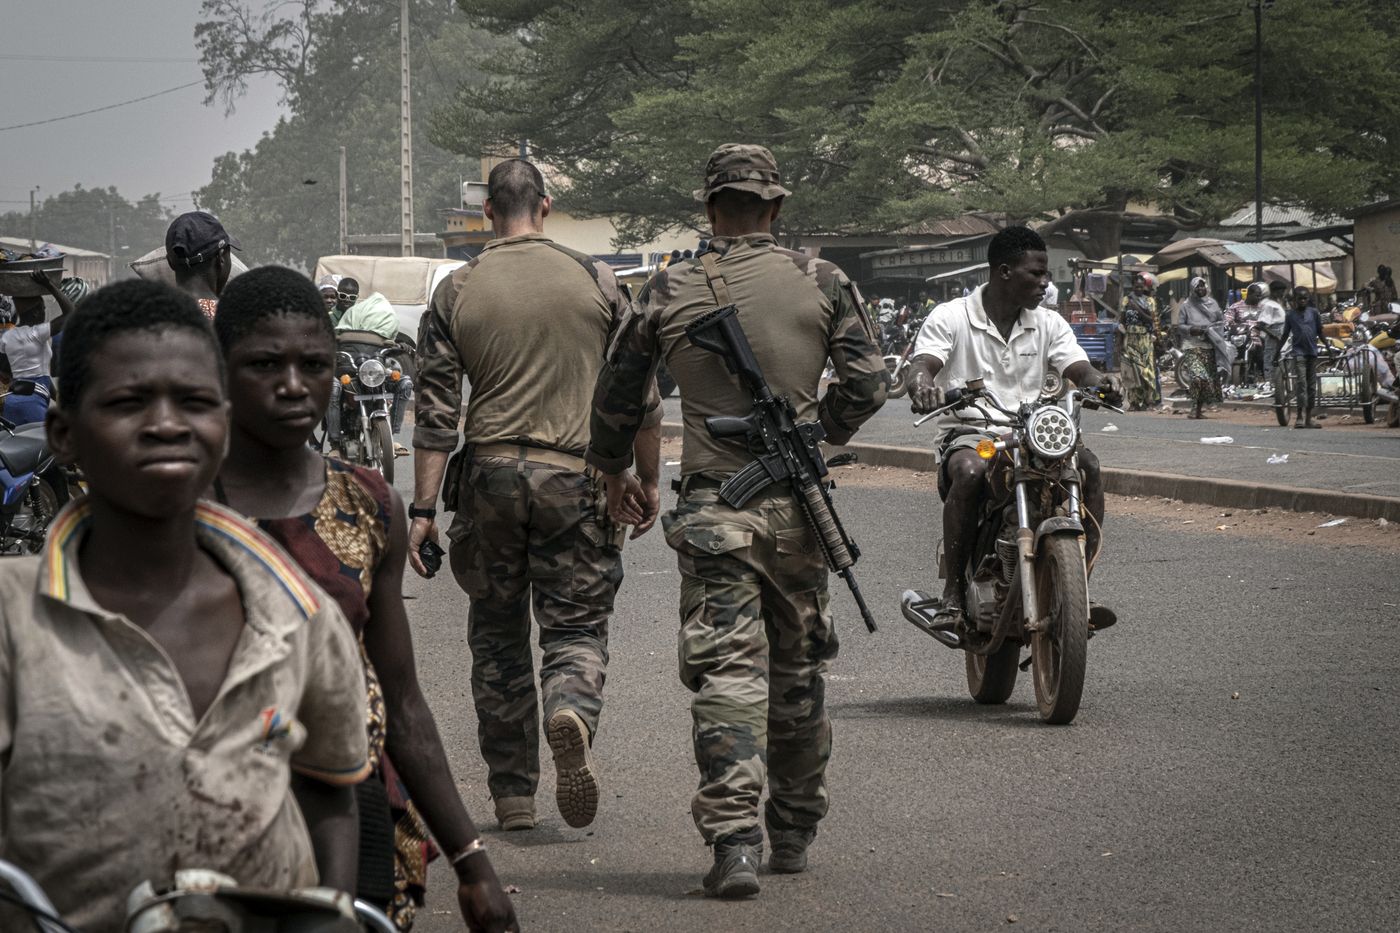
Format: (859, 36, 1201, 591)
(1266, 453, 1289, 464)
(1200, 436, 1234, 445)
(665, 460, 681, 466)
(1317, 518, 1347, 528)
(1101, 423, 1119, 432)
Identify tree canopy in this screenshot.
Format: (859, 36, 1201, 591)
(0, 185, 175, 267)
(194, 0, 509, 270)
(435, 0, 1400, 255)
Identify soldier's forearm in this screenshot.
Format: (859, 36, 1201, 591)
(413, 448, 452, 509)
(633, 424, 661, 484)
(819, 365, 888, 445)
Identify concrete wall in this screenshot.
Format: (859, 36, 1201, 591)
(1354, 204, 1400, 285)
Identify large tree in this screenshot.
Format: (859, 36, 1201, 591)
(0, 185, 176, 267)
(435, 0, 1400, 256)
(193, 0, 509, 270)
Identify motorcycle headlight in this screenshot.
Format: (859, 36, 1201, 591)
(358, 359, 387, 388)
(1025, 406, 1078, 460)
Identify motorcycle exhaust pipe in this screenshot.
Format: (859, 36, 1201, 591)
(899, 589, 962, 650)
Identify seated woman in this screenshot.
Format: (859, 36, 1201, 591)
(0, 279, 369, 932)
(208, 266, 517, 933)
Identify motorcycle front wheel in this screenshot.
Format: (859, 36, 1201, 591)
(888, 366, 909, 399)
(965, 640, 1019, 704)
(1031, 535, 1089, 724)
(371, 418, 395, 485)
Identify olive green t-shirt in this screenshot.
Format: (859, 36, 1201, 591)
(414, 233, 658, 456)
(587, 233, 887, 475)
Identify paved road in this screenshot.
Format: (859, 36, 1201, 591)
(848, 400, 1400, 499)
(390, 452, 1398, 933)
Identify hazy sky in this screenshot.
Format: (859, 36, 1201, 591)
(0, 0, 287, 212)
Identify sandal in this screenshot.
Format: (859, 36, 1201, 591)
(1089, 603, 1117, 632)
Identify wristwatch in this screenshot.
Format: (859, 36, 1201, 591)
(408, 505, 437, 521)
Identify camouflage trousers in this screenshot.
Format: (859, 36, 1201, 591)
(662, 484, 839, 845)
(447, 455, 623, 800)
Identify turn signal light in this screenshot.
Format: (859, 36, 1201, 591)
(390, 370, 402, 381)
(976, 439, 997, 460)
(340, 374, 352, 385)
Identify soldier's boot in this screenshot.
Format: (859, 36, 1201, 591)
(493, 796, 536, 832)
(546, 709, 599, 828)
(766, 823, 816, 875)
(703, 833, 763, 899)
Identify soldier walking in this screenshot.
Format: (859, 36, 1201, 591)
(585, 145, 887, 897)
(409, 158, 663, 832)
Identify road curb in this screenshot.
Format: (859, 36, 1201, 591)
(658, 423, 1400, 522)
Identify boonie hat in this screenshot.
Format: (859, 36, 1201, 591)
(693, 143, 792, 203)
(166, 211, 242, 268)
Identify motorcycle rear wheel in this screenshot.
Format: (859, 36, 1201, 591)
(965, 640, 1019, 704)
(371, 418, 395, 485)
(1031, 535, 1089, 725)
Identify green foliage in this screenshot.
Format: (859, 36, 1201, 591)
(437, 0, 1400, 254)
(194, 1, 508, 270)
(0, 185, 175, 266)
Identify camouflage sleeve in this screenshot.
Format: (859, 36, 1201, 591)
(586, 279, 663, 473)
(819, 272, 887, 445)
(598, 264, 664, 432)
(412, 272, 465, 452)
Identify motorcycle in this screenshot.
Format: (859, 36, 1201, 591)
(0, 407, 69, 554)
(333, 331, 409, 484)
(900, 374, 1119, 725)
(883, 338, 916, 399)
(0, 859, 395, 933)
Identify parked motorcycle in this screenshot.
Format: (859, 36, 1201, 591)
(883, 336, 916, 399)
(0, 409, 69, 554)
(333, 331, 408, 484)
(900, 374, 1119, 724)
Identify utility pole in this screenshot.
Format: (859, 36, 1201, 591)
(28, 186, 38, 250)
(108, 209, 116, 282)
(399, 0, 414, 257)
(1252, 0, 1267, 244)
(339, 145, 348, 255)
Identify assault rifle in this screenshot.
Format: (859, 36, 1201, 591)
(684, 304, 877, 633)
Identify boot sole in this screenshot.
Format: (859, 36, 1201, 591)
(707, 873, 761, 899)
(546, 710, 599, 828)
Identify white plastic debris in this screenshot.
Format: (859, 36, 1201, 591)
(1266, 453, 1289, 464)
(1200, 436, 1234, 445)
(1317, 518, 1347, 528)
(1101, 423, 1119, 432)
(664, 460, 681, 466)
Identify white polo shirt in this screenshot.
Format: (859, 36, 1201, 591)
(912, 284, 1088, 435)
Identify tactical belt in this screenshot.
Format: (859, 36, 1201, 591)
(473, 442, 590, 474)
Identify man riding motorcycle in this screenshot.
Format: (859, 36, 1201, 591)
(908, 226, 1121, 632)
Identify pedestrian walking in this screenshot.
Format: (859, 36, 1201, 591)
(1177, 276, 1226, 419)
(585, 144, 887, 898)
(1117, 273, 1160, 410)
(409, 157, 663, 833)
(1281, 285, 1324, 429)
(210, 267, 517, 932)
(164, 210, 240, 319)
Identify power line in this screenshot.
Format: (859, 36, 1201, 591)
(0, 54, 198, 63)
(0, 81, 204, 132)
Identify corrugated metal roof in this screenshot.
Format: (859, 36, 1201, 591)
(1218, 203, 1345, 228)
(895, 215, 1002, 238)
(0, 236, 110, 259)
(1195, 239, 1349, 268)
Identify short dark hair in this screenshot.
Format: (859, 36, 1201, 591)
(58, 279, 222, 408)
(487, 158, 546, 220)
(1269, 280, 1287, 292)
(213, 265, 334, 355)
(708, 187, 775, 223)
(987, 226, 1047, 270)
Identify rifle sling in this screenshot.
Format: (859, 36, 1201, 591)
(700, 251, 734, 308)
